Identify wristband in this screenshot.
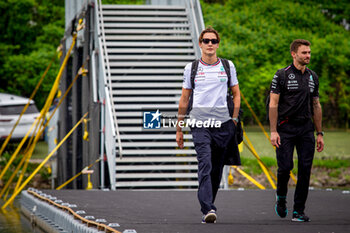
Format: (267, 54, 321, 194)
(316, 131, 324, 136)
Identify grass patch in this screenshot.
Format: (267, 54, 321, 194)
(241, 127, 350, 159)
(312, 158, 350, 169)
(240, 156, 277, 175)
(31, 140, 48, 160)
(238, 155, 350, 176)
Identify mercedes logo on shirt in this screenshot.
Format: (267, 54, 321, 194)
(288, 73, 295, 79)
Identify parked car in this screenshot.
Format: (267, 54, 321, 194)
(0, 93, 40, 141)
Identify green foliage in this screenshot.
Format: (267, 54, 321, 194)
(313, 158, 350, 169)
(240, 156, 277, 175)
(201, 0, 350, 127)
(0, 0, 64, 110)
(0, 0, 349, 126)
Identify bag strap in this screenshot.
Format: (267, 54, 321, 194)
(190, 58, 232, 89)
(190, 60, 199, 89)
(279, 68, 286, 87)
(220, 58, 231, 89)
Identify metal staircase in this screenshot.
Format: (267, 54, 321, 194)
(99, 3, 204, 189)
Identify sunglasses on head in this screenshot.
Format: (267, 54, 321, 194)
(201, 38, 219, 44)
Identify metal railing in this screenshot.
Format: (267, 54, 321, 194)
(186, 0, 205, 57)
(146, 0, 205, 58)
(93, 0, 119, 190)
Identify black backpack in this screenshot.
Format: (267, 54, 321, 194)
(186, 58, 243, 143)
(266, 67, 318, 122)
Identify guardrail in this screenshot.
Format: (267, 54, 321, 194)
(186, 0, 205, 57)
(146, 0, 205, 58)
(93, 0, 118, 190)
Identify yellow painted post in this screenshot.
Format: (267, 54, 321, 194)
(82, 170, 94, 190)
(232, 166, 266, 190)
(0, 117, 40, 181)
(0, 152, 31, 199)
(56, 158, 100, 190)
(1, 112, 88, 210)
(0, 33, 77, 183)
(0, 52, 57, 157)
(243, 131, 277, 189)
(228, 167, 234, 185)
(241, 92, 297, 184)
(13, 36, 87, 192)
(241, 93, 271, 142)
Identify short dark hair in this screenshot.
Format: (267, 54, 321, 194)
(199, 26, 220, 43)
(290, 39, 311, 53)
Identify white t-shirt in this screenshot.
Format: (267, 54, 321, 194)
(182, 59, 238, 123)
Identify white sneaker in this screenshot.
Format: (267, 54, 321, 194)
(201, 210, 217, 224)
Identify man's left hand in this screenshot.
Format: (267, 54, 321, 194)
(316, 135, 324, 152)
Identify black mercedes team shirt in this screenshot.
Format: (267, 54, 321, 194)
(270, 63, 319, 121)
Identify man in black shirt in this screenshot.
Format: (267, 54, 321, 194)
(269, 39, 324, 222)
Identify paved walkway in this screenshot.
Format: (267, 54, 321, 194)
(38, 189, 350, 233)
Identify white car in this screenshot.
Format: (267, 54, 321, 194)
(0, 93, 40, 141)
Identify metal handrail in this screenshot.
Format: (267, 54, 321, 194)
(97, 0, 123, 158)
(146, 0, 204, 57)
(93, 0, 117, 189)
(190, 0, 199, 42)
(184, 0, 205, 57)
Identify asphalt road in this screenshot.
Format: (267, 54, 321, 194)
(38, 189, 350, 233)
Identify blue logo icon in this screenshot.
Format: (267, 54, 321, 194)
(143, 110, 162, 129)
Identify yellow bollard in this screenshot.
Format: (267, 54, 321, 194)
(228, 167, 234, 185)
(82, 169, 94, 190)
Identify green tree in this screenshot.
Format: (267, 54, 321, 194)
(201, 0, 350, 127)
(0, 0, 64, 109)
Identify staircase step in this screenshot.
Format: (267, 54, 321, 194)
(108, 48, 194, 54)
(106, 42, 193, 47)
(116, 156, 196, 163)
(111, 82, 182, 88)
(111, 90, 182, 95)
(118, 127, 191, 132)
(105, 36, 192, 41)
(104, 23, 190, 29)
(120, 134, 192, 140)
(115, 181, 198, 188)
(117, 119, 177, 125)
(104, 29, 191, 35)
(118, 127, 189, 132)
(121, 149, 196, 155)
(120, 142, 194, 148)
(103, 17, 188, 22)
(110, 69, 184, 74)
(111, 76, 183, 81)
(114, 111, 179, 117)
(108, 55, 194, 61)
(102, 5, 185, 10)
(114, 96, 180, 102)
(108, 61, 188, 67)
(116, 164, 198, 171)
(116, 173, 197, 179)
(115, 103, 179, 108)
(103, 11, 187, 16)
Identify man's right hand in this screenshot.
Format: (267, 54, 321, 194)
(270, 132, 281, 148)
(176, 131, 184, 149)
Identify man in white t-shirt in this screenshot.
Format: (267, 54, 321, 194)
(176, 27, 241, 224)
